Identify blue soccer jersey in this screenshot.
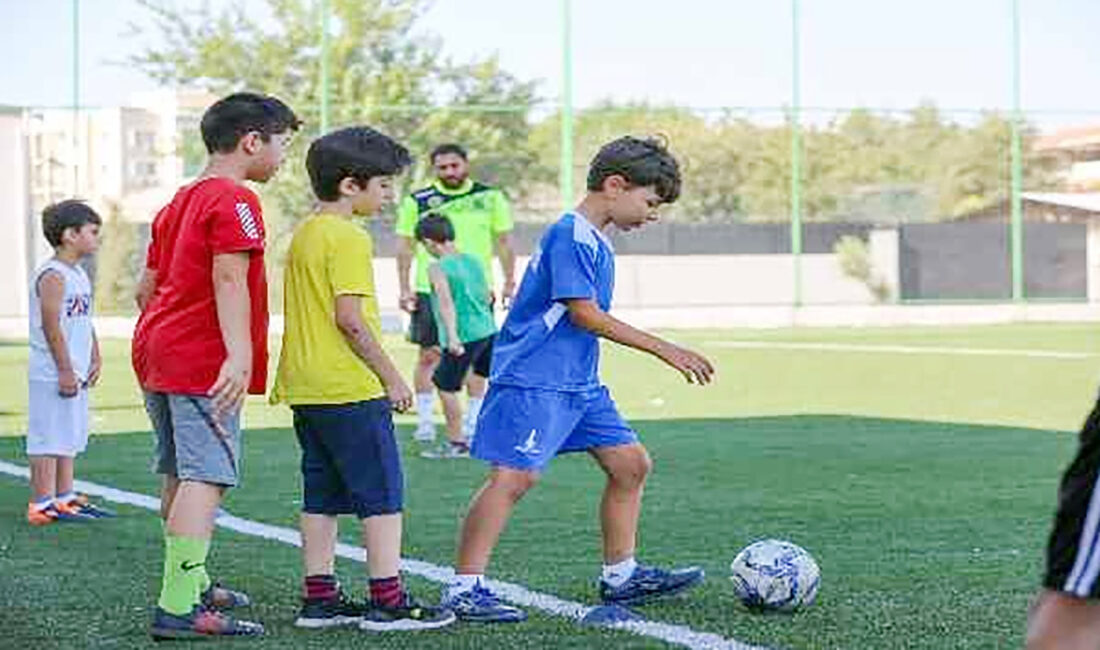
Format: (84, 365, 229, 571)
(490, 212, 615, 392)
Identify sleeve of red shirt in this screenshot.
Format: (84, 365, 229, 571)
(209, 186, 266, 254)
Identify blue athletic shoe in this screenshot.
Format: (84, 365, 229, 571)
(442, 584, 527, 623)
(599, 564, 706, 606)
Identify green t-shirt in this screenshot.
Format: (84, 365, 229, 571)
(395, 178, 513, 293)
(430, 252, 497, 348)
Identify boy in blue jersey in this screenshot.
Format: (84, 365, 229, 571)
(442, 136, 716, 622)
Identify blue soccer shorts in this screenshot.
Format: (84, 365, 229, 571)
(471, 384, 638, 472)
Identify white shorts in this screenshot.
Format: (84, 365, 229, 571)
(27, 379, 90, 457)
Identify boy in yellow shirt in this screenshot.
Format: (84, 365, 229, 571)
(271, 126, 454, 632)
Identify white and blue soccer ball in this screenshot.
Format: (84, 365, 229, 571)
(729, 539, 820, 612)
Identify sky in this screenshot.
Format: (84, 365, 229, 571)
(1, 0, 1098, 129)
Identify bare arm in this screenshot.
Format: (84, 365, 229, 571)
(565, 298, 715, 385)
(135, 268, 157, 312)
(428, 265, 463, 355)
(87, 329, 102, 387)
(396, 236, 417, 312)
(209, 252, 252, 414)
(38, 272, 79, 396)
(495, 231, 517, 305)
(335, 294, 413, 412)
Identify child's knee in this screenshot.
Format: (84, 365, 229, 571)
(610, 448, 652, 488)
(489, 469, 539, 501)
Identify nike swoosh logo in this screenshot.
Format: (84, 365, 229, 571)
(180, 561, 205, 572)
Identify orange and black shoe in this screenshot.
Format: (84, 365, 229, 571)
(150, 605, 264, 640)
(27, 501, 58, 526)
(51, 500, 97, 522)
(66, 494, 116, 518)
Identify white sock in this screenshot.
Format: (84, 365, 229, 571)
(56, 491, 76, 504)
(447, 573, 484, 599)
(601, 557, 637, 588)
(416, 393, 436, 430)
(32, 495, 54, 511)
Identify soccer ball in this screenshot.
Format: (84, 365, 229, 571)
(729, 539, 820, 612)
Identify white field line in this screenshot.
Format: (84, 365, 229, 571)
(0, 459, 769, 650)
(705, 340, 1099, 360)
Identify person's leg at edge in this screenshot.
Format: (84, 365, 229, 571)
(1026, 589, 1100, 650)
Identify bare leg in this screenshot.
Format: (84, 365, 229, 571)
(414, 347, 442, 395)
(589, 443, 652, 564)
(362, 513, 403, 579)
(1027, 589, 1100, 650)
(55, 455, 75, 496)
(455, 468, 538, 574)
(160, 475, 181, 521)
(466, 374, 487, 399)
(300, 513, 338, 576)
(439, 390, 465, 443)
(28, 455, 57, 501)
(165, 481, 224, 538)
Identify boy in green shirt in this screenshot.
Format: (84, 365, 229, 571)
(415, 213, 497, 459)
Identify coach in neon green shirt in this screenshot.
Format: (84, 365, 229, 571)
(395, 143, 516, 445)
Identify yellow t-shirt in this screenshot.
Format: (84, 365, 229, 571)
(270, 214, 385, 405)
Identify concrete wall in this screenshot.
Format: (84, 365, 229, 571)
(368, 253, 879, 310)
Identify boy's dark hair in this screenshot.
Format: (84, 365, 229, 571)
(430, 143, 468, 162)
(586, 136, 681, 204)
(306, 126, 412, 202)
(200, 92, 302, 154)
(414, 212, 455, 244)
(42, 200, 101, 248)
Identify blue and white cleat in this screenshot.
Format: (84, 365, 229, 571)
(442, 584, 527, 623)
(580, 603, 644, 626)
(600, 564, 706, 606)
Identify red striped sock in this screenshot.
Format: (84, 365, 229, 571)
(304, 574, 338, 601)
(369, 575, 404, 608)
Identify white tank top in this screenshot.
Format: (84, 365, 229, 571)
(28, 259, 94, 382)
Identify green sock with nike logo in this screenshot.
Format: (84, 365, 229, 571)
(158, 534, 210, 615)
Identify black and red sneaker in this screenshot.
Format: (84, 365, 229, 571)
(150, 605, 264, 640)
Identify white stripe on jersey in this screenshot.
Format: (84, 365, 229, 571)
(1064, 469, 1100, 596)
(235, 202, 260, 240)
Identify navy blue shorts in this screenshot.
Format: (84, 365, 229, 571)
(433, 336, 494, 392)
(292, 399, 403, 518)
(471, 384, 638, 472)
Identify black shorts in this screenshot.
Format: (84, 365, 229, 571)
(292, 399, 403, 518)
(432, 336, 494, 392)
(1043, 397, 1100, 597)
(407, 292, 439, 348)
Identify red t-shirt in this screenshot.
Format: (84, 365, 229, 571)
(132, 177, 269, 395)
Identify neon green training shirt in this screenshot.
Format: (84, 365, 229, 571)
(395, 178, 513, 293)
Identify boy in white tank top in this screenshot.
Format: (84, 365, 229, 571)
(26, 200, 112, 524)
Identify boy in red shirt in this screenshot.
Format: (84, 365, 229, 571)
(133, 92, 300, 640)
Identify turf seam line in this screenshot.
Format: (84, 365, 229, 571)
(706, 340, 1097, 360)
(0, 459, 770, 650)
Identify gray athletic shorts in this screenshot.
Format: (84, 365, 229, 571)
(144, 391, 243, 487)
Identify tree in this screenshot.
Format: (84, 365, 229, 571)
(93, 202, 142, 315)
(130, 0, 543, 242)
